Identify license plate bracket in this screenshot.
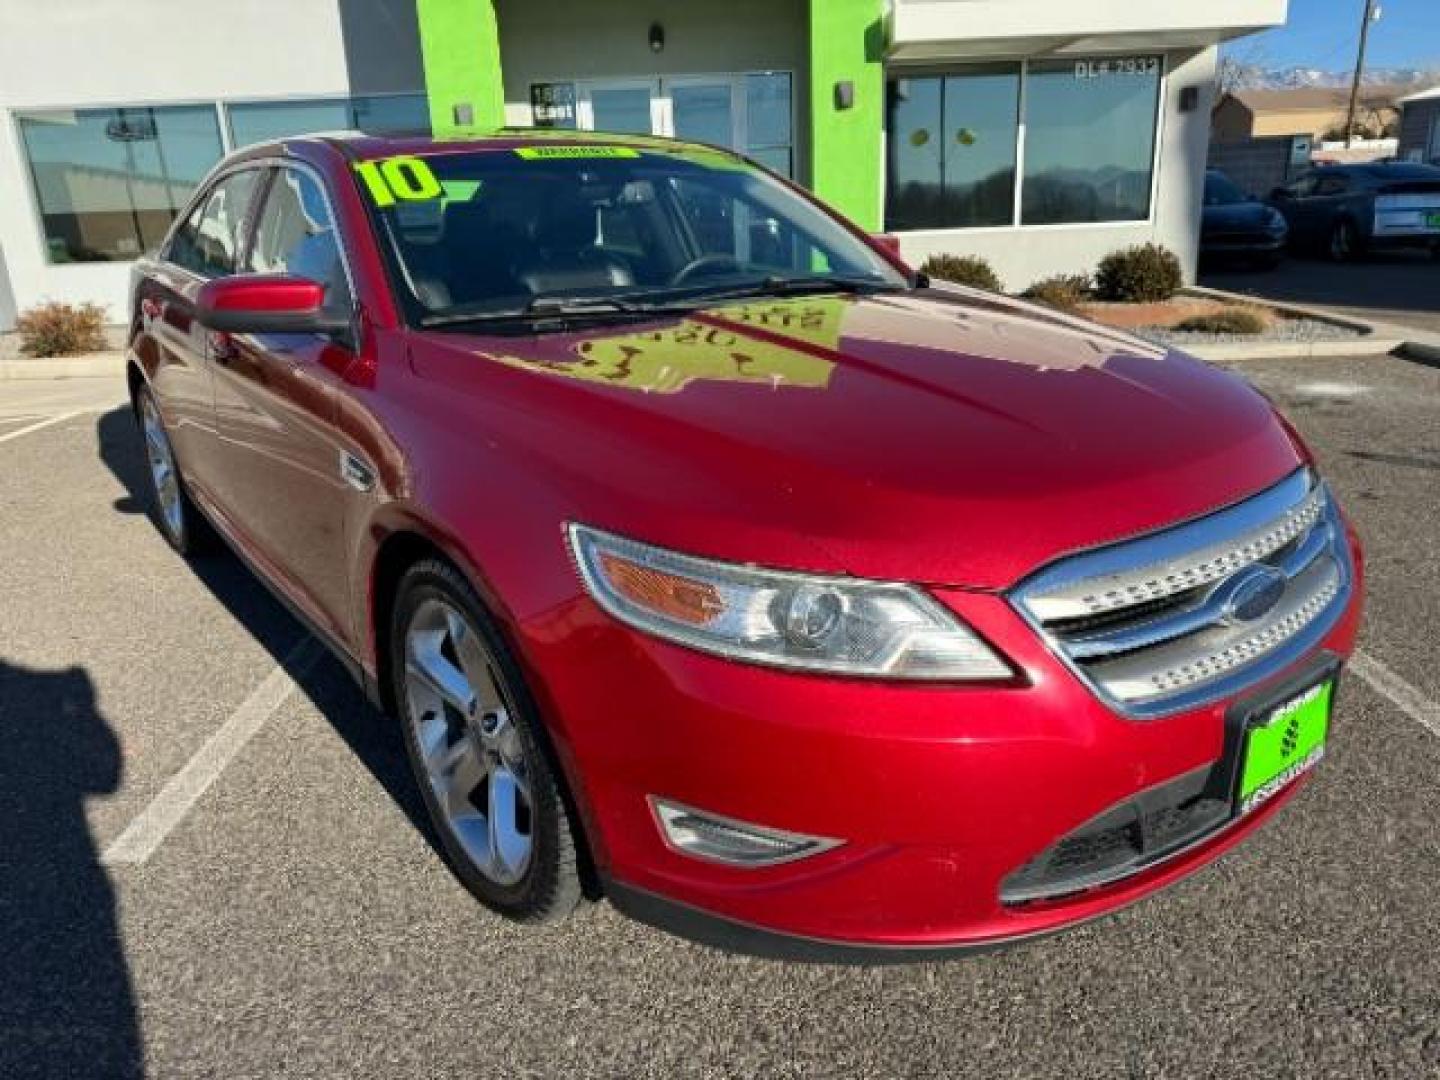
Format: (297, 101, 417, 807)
(1235, 674, 1334, 815)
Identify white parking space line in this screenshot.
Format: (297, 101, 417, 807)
(102, 637, 325, 866)
(1351, 649, 1440, 740)
(0, 410, 80, 444)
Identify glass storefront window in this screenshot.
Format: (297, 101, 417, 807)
(672, 83, 734, 148)
(1022, 57, 1162, 225)
(18, 105, 225, 263)
(884, 57, 1162, 231)
(349, 94, 430, 136)
(887, 66, 1020, 230)
(228, 100, 350, 149)
(227, 94, 429, 149)
(745, 73, 793, 177)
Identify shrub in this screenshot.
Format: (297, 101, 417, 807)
(1021, 273, 1091, 313)
(920, 253, 1003, 293)
(16, 301, 107, 357)
(1094, 244, 1183, 303)
(1174, 307, 1269, 335)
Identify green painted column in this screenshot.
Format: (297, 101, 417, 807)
(416, 0, 506, 134)
(808, 0, 885, 229)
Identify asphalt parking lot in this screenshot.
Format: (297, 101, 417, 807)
(2, 353, 1439, 1079)
(1203, 249, 1440, 336)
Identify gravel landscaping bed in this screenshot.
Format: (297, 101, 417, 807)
(1134, 315, 1366, 348)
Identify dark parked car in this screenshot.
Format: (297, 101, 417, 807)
(1200, 170, 1288, 268)
(1268, 162, 1440, 261)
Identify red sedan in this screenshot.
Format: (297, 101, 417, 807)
(127, 132, 1364, 960)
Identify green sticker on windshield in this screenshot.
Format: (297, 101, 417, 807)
(355, 156, 443, 208)
(514, 146, 640, 160)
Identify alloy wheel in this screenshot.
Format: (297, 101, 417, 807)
(403, 597, 534, 886)
(141, 394, 184, 540)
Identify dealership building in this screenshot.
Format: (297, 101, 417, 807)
(0, 0, 1287, 331)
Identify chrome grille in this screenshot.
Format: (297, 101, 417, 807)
(1012, 470, 1352, 718)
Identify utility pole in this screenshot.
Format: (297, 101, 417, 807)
(1344, 0, 1381, 148)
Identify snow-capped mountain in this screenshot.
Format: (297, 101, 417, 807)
(1222, 62, 1439, 91)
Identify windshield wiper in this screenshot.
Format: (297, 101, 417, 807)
(681, 274, 903, 305)
(418, 277, 901, 331)
(420, 294, 673, 330)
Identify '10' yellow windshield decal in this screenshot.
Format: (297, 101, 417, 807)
(354, 156, 442, 207)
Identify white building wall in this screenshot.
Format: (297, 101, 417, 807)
(895, 47, 1219, 291)
(0, 0, 424, 329)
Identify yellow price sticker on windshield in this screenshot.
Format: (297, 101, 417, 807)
(514, 146, 640, 160)
(354, 156, 443, 208)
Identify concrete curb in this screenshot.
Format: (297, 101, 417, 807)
(1173, 336, 1408, 362)
(0, 353, 124, 380)
(1176, 285, 1432, 363)
(1181, 285, 1378, 334)
(1397, 339, 1440, 366)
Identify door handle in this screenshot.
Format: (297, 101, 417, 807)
(339, 450, 376, 493)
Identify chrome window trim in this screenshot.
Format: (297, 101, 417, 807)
(1011, 469, 1353, 720)
(158, 153, 362, 345)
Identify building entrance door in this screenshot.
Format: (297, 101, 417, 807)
(576, 77, 740, 150)
(558, 73, 792, 177)
(576, 79, 662, 137)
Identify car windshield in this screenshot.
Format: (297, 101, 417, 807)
(356, 143, 907, 325)
(1204, 172, 1248, 206)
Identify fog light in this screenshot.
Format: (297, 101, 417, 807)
(651, 798, 841, 867)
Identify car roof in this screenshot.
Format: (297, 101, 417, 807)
(259, 128, 741, 163)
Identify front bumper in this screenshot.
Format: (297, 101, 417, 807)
(1200, 234, 1286, 256)
(523, 525, 1365, 958)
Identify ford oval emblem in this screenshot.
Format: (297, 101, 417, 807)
(1217, 565, 1287, 626)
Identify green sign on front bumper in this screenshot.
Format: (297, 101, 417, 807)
(1239, 679, 1332, 814)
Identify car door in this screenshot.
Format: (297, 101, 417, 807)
(142, 168, 264, 493)
(1270, 172, 1319, 241)
(1309, 173, 1354, 239)
(208, 163, 360, 648)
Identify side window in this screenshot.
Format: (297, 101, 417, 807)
(168, 170, 261, 277)
(245, 167, 353, 318)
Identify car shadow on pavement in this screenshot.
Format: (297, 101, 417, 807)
(94, 406, 431, 837)
(1202, 250, 1440, 318)
(0, 659, 144, 1079)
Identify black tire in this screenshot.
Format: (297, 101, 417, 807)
(1327, 218, 1360, 263)
(134, 384, 214, 556)
(390, 558, 584, 923)
(1253, 252, 1283, 271)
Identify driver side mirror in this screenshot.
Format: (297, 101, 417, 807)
(195, 274, 349, 335)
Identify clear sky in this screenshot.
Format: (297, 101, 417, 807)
(1225, 0, 1440, 72)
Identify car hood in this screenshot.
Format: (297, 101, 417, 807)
(409, 287, 1305, 589)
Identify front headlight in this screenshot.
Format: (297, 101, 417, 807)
(567, 524, 1012, 680)
(1266, 208, 1288, 233)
